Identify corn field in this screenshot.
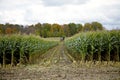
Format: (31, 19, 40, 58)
(65, 30, 120, 62)
(0, 34, 58, 67)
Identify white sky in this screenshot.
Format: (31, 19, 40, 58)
(0, 0, 120, 30)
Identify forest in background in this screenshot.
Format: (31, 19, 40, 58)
(0, 22, 104, 37)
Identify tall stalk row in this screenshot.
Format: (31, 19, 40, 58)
(0, 34, 58, 68)
(65, 30, 120, 62)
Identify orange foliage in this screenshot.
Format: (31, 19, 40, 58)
(5, 28, 12, 34)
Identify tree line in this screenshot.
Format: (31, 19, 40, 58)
(0, 22, 104, 37)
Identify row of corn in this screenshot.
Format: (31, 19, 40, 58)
(65, 30, 120, 62)
(0, 34, 58, 67)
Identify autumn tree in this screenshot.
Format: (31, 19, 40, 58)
(0, 22, 105, 36)
(0, 24, 4, 34)
(59, 26, 65, 37)
(5, 27, 12, 34)
(51, 23, 63, 37)
(23, 25, 35, 35)
(63, 24, 70, 37)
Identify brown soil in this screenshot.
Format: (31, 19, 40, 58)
(0, 42, 120, 80)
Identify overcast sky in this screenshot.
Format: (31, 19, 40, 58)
(0, 0, 120, 30)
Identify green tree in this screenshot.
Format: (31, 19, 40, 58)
(68, 23, 77, 36)
(35, 23, 42, 36)
(91, 22, 104, 31)
(83, 23, 91, 32)
(42, 23, 52, 37)
(76, 24, 83, 32)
